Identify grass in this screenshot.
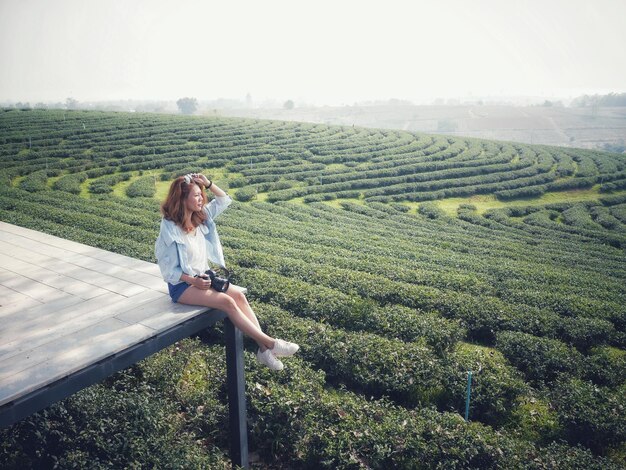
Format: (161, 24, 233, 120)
(63, 168, 626, 220)
(323, 197, 365, 209)
(15, 169, 626, 222)
(154, 180, 170, 201)
(432, 187, 626, 216)
(63, 167, 231, 201)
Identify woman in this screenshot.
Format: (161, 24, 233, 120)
(154, 173, 298, 371)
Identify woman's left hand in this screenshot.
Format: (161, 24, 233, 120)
(191, 173, 211, 188)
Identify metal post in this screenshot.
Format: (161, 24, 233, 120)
(224, 318, 249, 469)
(464, 370, 472, 421)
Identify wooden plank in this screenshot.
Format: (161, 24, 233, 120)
(67, 261, 166, 293)
(0, 317, 139, 382)
(39, 259, 148, 298)
(0, 294, 85, 328)
(0, 222, 95, 255)
(0, 237, 148, 298)
(0, 288, 42, 314)
(0, 222, 159, 279)
(0, 306, 226, 429)
(0, 291, 162, 360)
(0, 239, 60, 264)
(0, 269, 68, 304)
(87, 249, 155, 271)
(136, 304, 222, 333)
(0, 286, 161, 340)
(0, 286, 36, 306)
(114, 296, 201, 326)
(0, 231, 91, 260)
(0, 224, 159, 276)
(0, 319, 155, 406)
(0, 242, 147, 298)
(0, 251, 110, 300)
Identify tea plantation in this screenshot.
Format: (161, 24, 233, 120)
(1, 108, 625, 469)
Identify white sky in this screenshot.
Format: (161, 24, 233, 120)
(1, 0, 625, 105)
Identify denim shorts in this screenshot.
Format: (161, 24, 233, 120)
(168, 282, 191, 303)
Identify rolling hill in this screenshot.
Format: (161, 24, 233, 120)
(1, 108, 625, 468)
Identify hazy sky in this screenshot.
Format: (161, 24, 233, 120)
(1, 0, 625, 105)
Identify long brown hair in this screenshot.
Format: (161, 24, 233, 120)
(160, 176, 208, 232)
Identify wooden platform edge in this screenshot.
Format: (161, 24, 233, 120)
(0, 309, 250, 468)
(0, 308, 227, 429)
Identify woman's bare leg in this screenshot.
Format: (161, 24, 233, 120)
(178, 286, 275, 349)
(225, 286, 261, 329)
(224, 286, 270, 349)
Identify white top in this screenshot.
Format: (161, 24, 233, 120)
(155, 195, 233, 284)
(181, 227, 208, 276)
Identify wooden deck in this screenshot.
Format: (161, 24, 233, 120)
(0, 221, 248, 463)
(0, 220, 205, 404)
(0, 221, 250, 466)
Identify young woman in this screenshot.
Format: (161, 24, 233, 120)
(154, 173, 298, 371)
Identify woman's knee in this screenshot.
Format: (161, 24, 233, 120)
(228, 288, 246, 304)
(215, 294, 239, 313)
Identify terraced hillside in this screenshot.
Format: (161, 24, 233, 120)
(1, 109, 625, 469)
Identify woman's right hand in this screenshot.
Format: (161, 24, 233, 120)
(193, 275, 212, 290)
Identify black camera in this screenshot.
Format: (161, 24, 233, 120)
(196, 267, 230, 292)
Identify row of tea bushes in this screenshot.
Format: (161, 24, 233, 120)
(3, 110, 625, 209)
(3, 336, 621, 469)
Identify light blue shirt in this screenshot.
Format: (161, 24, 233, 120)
(154, 194, 232, 285)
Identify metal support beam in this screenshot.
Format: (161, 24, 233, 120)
(224, 318, 249, 469)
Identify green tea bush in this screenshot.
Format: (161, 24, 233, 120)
(234, 267, 464, 353)
(389, 202, 410, 212)
(243, 348, 619, 469)
(126, 175, 157, 198)
(506, 393, 562, 444)
(585, 346, 626, 387)
(441, 342, 529, 426)
(234, 186, 257, 202)
(19, 169, 56, 191)
(418, 201, 446, 218)
(0, 370, 230, 469)
(251, 303, 448, 408)
(89, 172, 131, 194)
(557, 315, 616, 351)
(496, 331, 584, 383)
(549, 377, 626, 453)
(53, 172, 87, 194)
(2, 109, 626, 466)
(226, 176, 248, 188)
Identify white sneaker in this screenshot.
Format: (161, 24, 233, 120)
(271, 339, 300, 357)
(256, 348, 284, 371)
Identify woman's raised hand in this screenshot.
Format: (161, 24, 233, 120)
(191, 173, 211, 188)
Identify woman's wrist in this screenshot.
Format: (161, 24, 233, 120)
(181, 273, 195, 285)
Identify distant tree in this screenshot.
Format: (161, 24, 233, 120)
(34, 102, 48, 109)
(571, 92, 626, 107)
(599, 92, 626, 106)
(246, 93, 253, 108)
(177, 97, 198, 115)
(601, 139, 626, 153)
(283, 99, 294, 110)
(66, 97, 78, 110)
